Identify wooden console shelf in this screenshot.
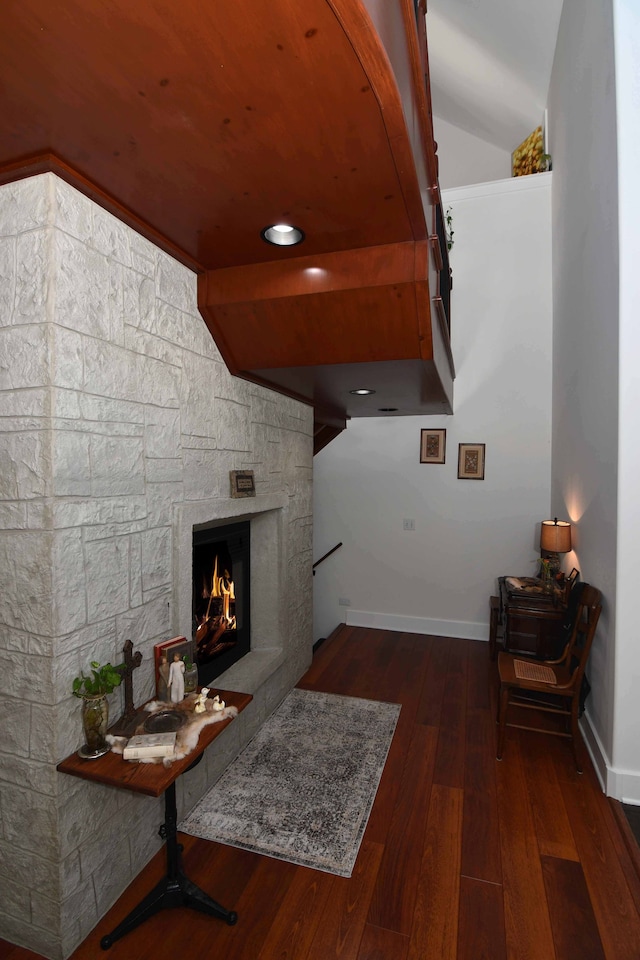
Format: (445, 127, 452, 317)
(57, 688, 251, 797)
(57, 689, 252, 950)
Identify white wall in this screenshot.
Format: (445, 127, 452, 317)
(612, 0, 640, 799)
(313, 174, 553, 644)
(433, 115, 512, 189)
(547, 0, 625, 793)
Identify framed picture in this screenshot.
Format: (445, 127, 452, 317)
(458, 443, 485, 480)
(420, 428, 446, 464)
(230, 470, 255, 498)
(563, 567, 579, 601)
(153, 636, 195, 700)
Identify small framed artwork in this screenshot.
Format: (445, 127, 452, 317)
(420, 429, 446, 464)
(230, 470, 255, 498)
(458, 443, 485, 480)
(562, 567, 579, 602)
(153, 636, 195, 700)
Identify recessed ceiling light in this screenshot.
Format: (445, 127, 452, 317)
(261, 223, 305, 246)
(349, 388, 376, 396)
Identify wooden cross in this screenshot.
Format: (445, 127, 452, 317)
(113, 639, 143, 730)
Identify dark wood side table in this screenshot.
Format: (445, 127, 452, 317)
(57, 688, 252, 951)
(494, 577, 567, 660)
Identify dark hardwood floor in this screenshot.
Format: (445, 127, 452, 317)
(4, 625, 640, 960)
(622, 804, 640, 847)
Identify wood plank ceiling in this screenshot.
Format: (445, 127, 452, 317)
(0, 0, 453, 440)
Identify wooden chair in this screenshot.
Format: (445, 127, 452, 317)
(496, 584, 602, 772)
(489, 594, 500, 660)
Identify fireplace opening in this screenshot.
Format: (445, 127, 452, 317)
(192, 520, 250, 687)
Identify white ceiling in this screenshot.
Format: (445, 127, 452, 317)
(427, 0, 565, 151)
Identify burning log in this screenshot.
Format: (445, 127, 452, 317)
(197, 616, 228, 658)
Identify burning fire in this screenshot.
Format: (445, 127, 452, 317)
(196, 555, 237, 659)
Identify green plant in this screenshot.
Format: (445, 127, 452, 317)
(72, 661, 122, 698)
(538, 153, 552, 173)
(183, 654, 193, 671)
(445, 206, 454, 251)
(537, 557, 553, 580)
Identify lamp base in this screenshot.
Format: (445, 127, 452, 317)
(542, 552, 561, 577)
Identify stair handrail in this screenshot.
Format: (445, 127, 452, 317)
(312, 542, 343, 575)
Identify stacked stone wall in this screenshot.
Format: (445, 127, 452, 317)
(0, 174, 313, 959)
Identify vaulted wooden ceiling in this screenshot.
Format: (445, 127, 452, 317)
(0, 0, 453, 441)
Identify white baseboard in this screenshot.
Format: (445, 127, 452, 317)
(606, 769, 640, 804)
(580, 712, 640, 803)
(345, 609, 488, 642)
(579, 713, 609, 793)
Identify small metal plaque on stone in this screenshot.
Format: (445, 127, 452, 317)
(230, 470, 255, 498)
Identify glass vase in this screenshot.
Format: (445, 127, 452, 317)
(79, 694, 110, 759)
(184, 663, 198, 695)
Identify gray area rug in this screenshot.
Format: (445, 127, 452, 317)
(179, 688, 400, 877)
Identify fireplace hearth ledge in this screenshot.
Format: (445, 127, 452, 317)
(212, 648, 285, 695)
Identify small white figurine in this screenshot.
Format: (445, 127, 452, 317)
(167, 653, 185, 703)
(211, 694, 226, 712)
(194, 688, 210, 713)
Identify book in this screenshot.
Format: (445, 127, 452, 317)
(122, 732, 177, 760)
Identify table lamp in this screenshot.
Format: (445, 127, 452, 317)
(540, 518, 572, 576)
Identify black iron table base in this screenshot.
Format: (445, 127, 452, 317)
(100, 780, 237, 950)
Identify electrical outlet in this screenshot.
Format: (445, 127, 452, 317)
(338, 597, 351, 606)
(403, 519, 416, 531)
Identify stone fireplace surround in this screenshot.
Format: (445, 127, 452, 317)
(176, 494, 290, 692)
(0, 174, 313, 959)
